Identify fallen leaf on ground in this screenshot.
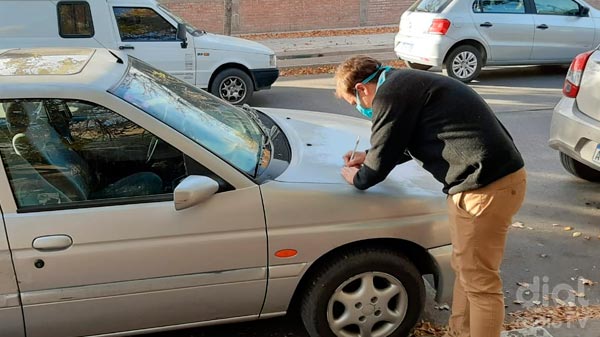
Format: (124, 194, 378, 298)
(540, 254, 548, 258)
(554, 298, 567, 306)
(553, 223, 561, 227)
(514, 300, 525, 305)
(517, 282, 531, 288)
(569, 290, 585, 298)
(580, 277, 596, 286)
(512, 222, 525, 229)
(573, 232, 582, 238)
(434, 304, 450, 311)
(564, 226, 574, 231)
(527, 227, 534, 230)
(532, 301, 542, 306)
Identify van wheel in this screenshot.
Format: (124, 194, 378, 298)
(444, 45, 482, 83)
(560, 152, 600, 182)
(210, 68, 254, 105)
(404, 61, 432, 71)
(300, 248, 425, 337)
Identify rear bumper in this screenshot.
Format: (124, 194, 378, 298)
(251, 68, 279, 91)
(394, 32, 454, 67)
(549, 97, 600, 170)
(428, 245, 454, 304)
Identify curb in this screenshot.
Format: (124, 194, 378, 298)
(277, 46, 393, 60)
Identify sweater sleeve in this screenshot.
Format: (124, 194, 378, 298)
(353, 82, 423, 190)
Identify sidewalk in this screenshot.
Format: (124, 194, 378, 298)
(502, 319, 600, 337)
(242, 26, 398, 70)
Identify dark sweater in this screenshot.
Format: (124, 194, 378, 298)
(354, 69, 524, 194)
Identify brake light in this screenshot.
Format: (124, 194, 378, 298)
(563, 50, 594, 98)
(429, 19, 451, 35)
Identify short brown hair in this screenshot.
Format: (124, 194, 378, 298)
(334, 55, 381, 98)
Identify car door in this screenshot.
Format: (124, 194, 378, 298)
(530, 0, 595, 61)
(108, 3, 196, 83)
(0, 99, 267, 337)
(0, 203, 24, 337)
(471, 0, 535, 62)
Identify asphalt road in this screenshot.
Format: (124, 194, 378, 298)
(148, 65, 600, 337)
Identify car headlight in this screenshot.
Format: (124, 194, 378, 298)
(269, 54, 277, 68)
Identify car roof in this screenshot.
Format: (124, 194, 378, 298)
(0, 48, 129, 99)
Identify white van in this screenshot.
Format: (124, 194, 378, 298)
(0, 0, 279, 105)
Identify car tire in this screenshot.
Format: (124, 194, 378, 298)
(300, 248, 425, 337)
(404, 61, 432, 71)
(444, 45, 482, 83)
(560, 152, 600, 182)
(210, 68, 254, 105)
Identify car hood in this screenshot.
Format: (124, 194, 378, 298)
(260, 108, 443, 195)
(195, 33, 273, 55)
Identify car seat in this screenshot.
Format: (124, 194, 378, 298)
(5, 101, 163, 204)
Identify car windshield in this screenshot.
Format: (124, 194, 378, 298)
(157, 4, 204, 36)
(409, 0, 453, 12)
(110, 57, 263, 177)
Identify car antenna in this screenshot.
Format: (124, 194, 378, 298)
(108, 50, 124, 64)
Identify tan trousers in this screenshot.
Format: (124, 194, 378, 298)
(446, 168, 527, 337)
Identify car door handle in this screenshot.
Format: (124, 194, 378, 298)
(480, 22, 493, 27)
(33, 235, 73, 251)
(118, 45, 135, 50)
(536, 24, 549, 30)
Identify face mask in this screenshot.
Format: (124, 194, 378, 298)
(355, 65, 392, 119)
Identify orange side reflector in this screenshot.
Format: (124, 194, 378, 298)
(275, 249, 298, 258)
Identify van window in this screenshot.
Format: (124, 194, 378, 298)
(57, 1, 94, 38)
(113, 7, 177, 42)
(409, 0, 453, 13)
(473, 0, 526, 13)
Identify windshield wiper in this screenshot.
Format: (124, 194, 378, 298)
(242, 104, 279, 177)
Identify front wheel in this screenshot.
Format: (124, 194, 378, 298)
(560, 152, 600, 182)
(210, 68, 254, 105)
(444, 45, 482, 83)
(300, 248, 425, 337)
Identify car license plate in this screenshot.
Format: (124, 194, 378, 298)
(399, 42, 413, 52)
(594, 144, 600, 164)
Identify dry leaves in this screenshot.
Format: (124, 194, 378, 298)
(411, 321, 447, 337)
(280, 60, 406, 77)
(573, 232, 582, 238)
(579, 277, 596, 286)
(564, 226, 574, 231)
(238, 26, 398, 41)
(505, 305, 600, 331)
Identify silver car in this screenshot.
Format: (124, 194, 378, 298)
(0, 48, 453, 337)
(549, 49, 600, 182)
(395, 0, 600, 82)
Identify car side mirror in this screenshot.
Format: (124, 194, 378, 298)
(580, 6, 590, 16)
(174, 175, 219, 210)
(177, 23, 188, 49)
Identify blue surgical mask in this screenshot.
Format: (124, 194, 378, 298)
(355, 65, 392, 119)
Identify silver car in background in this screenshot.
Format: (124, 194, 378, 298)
(0, 48, 452, 337)
(395, 0, 600, 82)
(549, 49, 600, 182)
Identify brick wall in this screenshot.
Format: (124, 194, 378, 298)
(159, 0, 406, 34)
(159, 0, 600, 35)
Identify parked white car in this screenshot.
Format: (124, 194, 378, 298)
(549, 49, 600, 182)
(0, 0, 278, 105)
(0, 48, 452, 337)
(395, 0, 600, 82)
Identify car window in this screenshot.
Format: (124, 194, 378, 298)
(409, 0, 453, 13)
(110, 57, 264, 177)
(57, 1, 94, 38)
(534, 0, 580, 15)
(113, 7, 177, 41)
(473, 0, 526, 13)
(0, 99, 219, 210)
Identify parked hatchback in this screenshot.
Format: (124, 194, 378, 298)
(549, 49, 600, 182)
(395, 0, 600, 82)
(0, 48, 452, 337)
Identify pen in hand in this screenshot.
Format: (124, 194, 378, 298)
(349, 136, 360, 163)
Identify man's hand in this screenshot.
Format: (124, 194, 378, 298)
(341, 166, 359, 185)
(343, 150, 366, 168)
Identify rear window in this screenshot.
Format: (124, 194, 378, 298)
(409, 0, 454, 13)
